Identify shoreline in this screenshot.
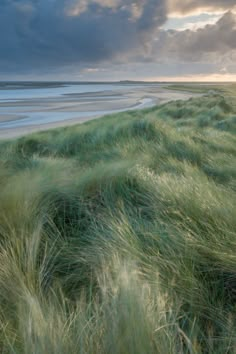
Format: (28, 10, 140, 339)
(0, 86, 200, 140)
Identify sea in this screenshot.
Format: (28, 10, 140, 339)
(0, 82, 157, 131)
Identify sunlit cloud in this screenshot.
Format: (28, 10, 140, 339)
(167, 0, 236, 16)
(0, 0, 236, 81)
(162, 13, 223, 31)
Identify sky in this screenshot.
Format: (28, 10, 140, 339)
(0, 0, 236, 81)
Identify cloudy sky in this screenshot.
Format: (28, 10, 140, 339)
(1, 0, 236, 81)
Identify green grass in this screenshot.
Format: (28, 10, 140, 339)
(0, 91, 236, 353)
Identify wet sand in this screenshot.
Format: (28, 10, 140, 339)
(0, 85, 200, 140)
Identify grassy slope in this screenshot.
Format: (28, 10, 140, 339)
(0, 91, 236, 353)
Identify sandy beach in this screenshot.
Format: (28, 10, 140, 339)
(0, 84, 200, 139)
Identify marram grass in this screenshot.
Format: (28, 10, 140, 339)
(0, 93, 236, 353)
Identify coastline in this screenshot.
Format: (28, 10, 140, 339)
(0, 86, 200, 140)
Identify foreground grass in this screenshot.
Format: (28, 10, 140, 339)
(0, 91, 236, 353)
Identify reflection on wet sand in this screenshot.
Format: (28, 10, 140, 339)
(0, 83, 200, 139)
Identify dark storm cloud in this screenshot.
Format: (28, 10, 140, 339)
(168, 0, 236, 14)
(0, 0, 166, 72)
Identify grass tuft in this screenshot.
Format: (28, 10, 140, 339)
(0, 92, 236, 353)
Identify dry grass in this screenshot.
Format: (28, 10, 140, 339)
(0, 91, 235, 353)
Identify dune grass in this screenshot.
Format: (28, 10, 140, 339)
(0, 92, 236, 353)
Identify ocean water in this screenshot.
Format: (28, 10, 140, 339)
(0, 83, 128, 101)
(0, 83, 156, 130)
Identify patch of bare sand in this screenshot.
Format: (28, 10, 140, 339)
(0, 114, 27, 123)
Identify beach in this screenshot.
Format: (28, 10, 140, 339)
(0, 83, 200, 139)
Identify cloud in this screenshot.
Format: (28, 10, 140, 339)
(173, 16, 222, 31)
(150, 11, 236, 62)
(0, 0, 166, 73)
(1, 0, 236, 79)
(168, 0, 236, 16)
